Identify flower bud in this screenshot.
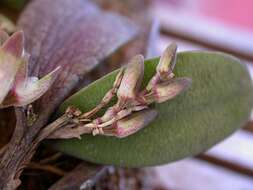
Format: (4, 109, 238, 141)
(117, 54, 144, 105)
(156, 43, 177, 81)
(104, 109, 157, 138)
(146, 77, 192, 104)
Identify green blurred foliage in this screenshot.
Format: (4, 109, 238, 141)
(0, 0, 27, 11)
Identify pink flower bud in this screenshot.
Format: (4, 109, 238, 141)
(145, 77, 192, 104)
(104, 109, 157, 138)
(156, 43, 177, 81)
(117, 54, 144, 104)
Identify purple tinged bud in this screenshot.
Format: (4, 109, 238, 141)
(156, 43, 177, 81)
(117, 55, 144, 102)
(104, 109, 157, 138)
(153, 77, 192, 103)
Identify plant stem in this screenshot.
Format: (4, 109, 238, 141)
(36, 114, 72, 142)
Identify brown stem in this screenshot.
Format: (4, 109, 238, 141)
(35, 114, 71, 143)
(0, 110, 73, 189)
(0, 144, 7, 157)
(27, 162, 66, 176)
(48, 162, 106, 190)
(39, 153, 62, 164)
(0, 64, 118, 189)
(0, 108, 27, 190)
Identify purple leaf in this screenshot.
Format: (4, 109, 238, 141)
(17, 0, 138, 119)
(2, 31, 24, 58)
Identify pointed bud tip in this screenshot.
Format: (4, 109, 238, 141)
(155, 77, 192, 103)
(166, 42, 177, 53)
(129, 54, 144, 69)
(113, 109, 158, 138)
(157, 43, 178, 80)
(42, 66, 61, 83)
(50, 66, 61, 78)
(145, 77, 191, 104)
(117, 54, 144, 100)
(132, 54, 144, 62)
(2, 30, 24, 58)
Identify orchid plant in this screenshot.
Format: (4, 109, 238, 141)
(0, 30, 60, 108)
(0, 0, 252, 189)
(0, 30, 191, 140)
(48, 43, 191, 139)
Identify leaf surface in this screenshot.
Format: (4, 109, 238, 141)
(52, 51, 253, 167)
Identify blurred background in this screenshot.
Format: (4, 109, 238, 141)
(1, 0, 253, 189)
(154, 1, 253, 189)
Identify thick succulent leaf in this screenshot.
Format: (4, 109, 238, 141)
(17, 66, 60, 105)
(2, 31, 24, 58)
(17, 0, 137, 122)
(12, 53, 29, 90)
(0, 50, 20, 104)
(52, 51, 253, 167)
(2, 67, 60, 107)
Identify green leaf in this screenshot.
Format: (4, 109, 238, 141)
(51, 51, 253, 167)
(1, 0, 27, 10)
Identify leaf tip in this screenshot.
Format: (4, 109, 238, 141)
(2, 30, 25, 58)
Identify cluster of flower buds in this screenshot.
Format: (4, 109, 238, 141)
(0, 30, 60, 108)
(50, 43, 191, 139)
